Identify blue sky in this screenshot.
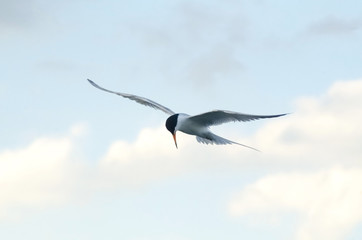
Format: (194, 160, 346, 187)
(1, 0, 362, 239)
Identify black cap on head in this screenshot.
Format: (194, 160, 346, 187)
(165, 114, 178, 134)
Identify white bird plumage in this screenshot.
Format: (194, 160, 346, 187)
(87, 79, 287, 151)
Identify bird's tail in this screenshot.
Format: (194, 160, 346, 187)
(196, 133, 260, 152)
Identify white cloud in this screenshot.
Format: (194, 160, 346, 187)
(227, 79, 362, 240)
(0, 124, 88, 220)
(252, 79, 362, 166)
(98, 127, 182, 186)
(229, 167, 362, 240)
(97, 124, 261, 187)
(98, 127, 211, 186)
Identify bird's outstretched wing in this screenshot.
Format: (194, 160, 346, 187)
(196, 132, 260, 152)
(188, 110, 287, 127)
(87, 79, 175, 115)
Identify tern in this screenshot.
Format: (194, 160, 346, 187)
(88, 79, 287, 151)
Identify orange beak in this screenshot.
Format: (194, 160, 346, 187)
(172, 133, 178, 149)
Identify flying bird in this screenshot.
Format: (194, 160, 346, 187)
(87, 79, 287, 151)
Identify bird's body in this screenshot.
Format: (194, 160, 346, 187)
(88, 79, 287, 151)
(174, 113, 201, 136)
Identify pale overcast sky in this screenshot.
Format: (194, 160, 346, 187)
(1, 0, 362, 239)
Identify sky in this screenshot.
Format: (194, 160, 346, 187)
(1, 0, 362, 239)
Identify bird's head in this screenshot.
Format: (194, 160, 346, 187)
(165, 114, 179, 149)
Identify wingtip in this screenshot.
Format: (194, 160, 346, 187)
(273, 112, 290, 118)
(87, 79, 99, 88)
(238, 143, 261, 152)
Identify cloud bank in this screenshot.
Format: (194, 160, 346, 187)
(0, 125, 88, 220)
(229, 167, 362, 240)
(227, 79, 362, 239)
